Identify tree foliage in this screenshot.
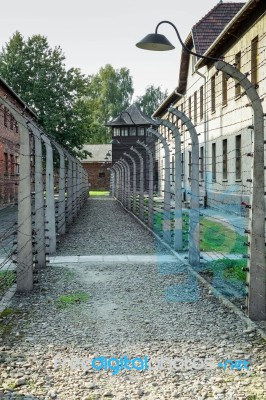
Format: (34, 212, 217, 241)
(0, 32, 168, 150)
(0, 32, 91, 157)
(85, 64, 134, 143)
(136, 85, 168, 117)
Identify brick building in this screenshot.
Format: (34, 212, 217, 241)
(0, 77, 37, 206)
(81, 144, 112, 190)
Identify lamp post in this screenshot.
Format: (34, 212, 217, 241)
(136, 21, 266, 320)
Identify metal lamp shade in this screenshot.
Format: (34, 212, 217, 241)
(136, 33, 175, 51)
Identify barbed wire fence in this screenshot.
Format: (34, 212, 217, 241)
(0, 96, 89, 303)
(111, 53, 266, 321)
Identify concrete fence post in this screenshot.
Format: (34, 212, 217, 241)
(113, 165, 120, 199)
(158, 118, 183, 251)
(30, 123, 46, 269)
(51, 141, 66, 235)
(66, 155, 73, 226)
(121, 158, 131, 210)
(148, 128, 171, 244)
(168, 108, 200, 266)
(117, 161, 126, 206)
(124, 152, 137, 213)
(41, 135, 56, 255)
(136, 140, 154, 228)
(216, 61, 266, 321)
(114, 163, 122, 202)
(130, 146, 144, 221)
(72, 159, 77, 218)
(109, 168, 115, 196)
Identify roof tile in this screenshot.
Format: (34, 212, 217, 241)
(192, 2, 245, 55)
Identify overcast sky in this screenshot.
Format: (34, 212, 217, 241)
(1, 0, 245, 99)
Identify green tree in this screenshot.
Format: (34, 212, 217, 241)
(136, 85, 168, 117)
(86, 64, 134, 143)
(0, 32, 91, 157)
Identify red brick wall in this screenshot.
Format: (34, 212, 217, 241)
(0, 84, 35, 206)
(82, 162, 110, 190)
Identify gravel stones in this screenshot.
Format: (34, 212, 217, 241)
(0, 198, 265, 399)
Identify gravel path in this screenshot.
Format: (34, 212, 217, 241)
(57, 198, 167, 255)
(0, 198, 265, 400)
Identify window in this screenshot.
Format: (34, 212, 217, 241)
(15, 156, 19, 174)
(235, 135, 241, 180)
(138, 127, 145, 136)
(188, 96, 192, 119)
(194, 91, 197, 124)
(251, 36, 258, 85)
(121, 127, 128, 136)
(4, 108, 8, 127)
(200, 86, 204, 120)
(180, 103, 184, 131)
(222, 72, 228, 106)
(211, 75, 216, 112)
(129, 127, 136, 136)
(188, 151, 192, 180)
(99, 172, 105, 178)
(171, 155, 175, 183)
(113, 127, 120, 136)
(181, 152, 184, 180)
(235, 52, 241, 97)
(212, 143, 216, 181)
(10, 154, 15, 175)
(191, 54, 196, 73)
(200, 146, 204, 180)
(15, 121, 19, 133)
(10, 115, 14, 130)
(4, 153, 8, 174)
(222, 139, 227, 180)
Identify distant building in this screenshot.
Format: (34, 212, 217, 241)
(106, 103, 158, 191)
(81, 144, 112, 190)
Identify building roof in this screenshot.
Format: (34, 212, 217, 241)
(197, 0, 265, 68)
(0, 76, 38, 119)
(153, 1, 245, 118)
(81, 144, 112, 163)
(106, 103, 156, 127)
(192, 1, 245, 56)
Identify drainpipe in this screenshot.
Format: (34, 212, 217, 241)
(195, 68, 208, 208)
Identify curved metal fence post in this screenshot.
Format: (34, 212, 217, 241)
(130, 146, 144, 221)
(41, 134, 56, 255)
(136, 140, 154, 228)
(148, 128, 171, 244)
(158, 118, 183, 251)
(168, 108, 200, 266)
(124, 152, 137, 213)
(216, 61, 266, 321)
(30, 123, 46, 269)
